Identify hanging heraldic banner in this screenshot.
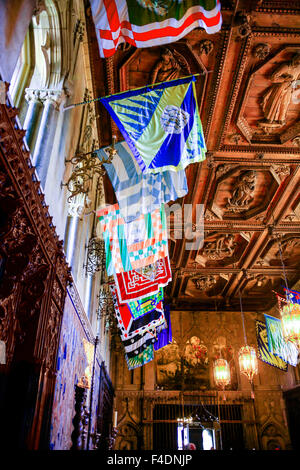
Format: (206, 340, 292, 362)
(100, 75, 206, 174)
(256, 321, 288, 372)
(90, 0, 222, 58)
(264, 314, 298, 367)
(97, 141, 188, 223)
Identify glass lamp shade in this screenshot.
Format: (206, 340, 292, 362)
(280, 302, 300, 351)
(238, 345, 258, 383)
(213, 358, 231, 389)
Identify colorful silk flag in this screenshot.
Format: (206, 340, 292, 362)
(97, 203, 168, 275)
(100, 75, 206, 174)
(154, 304, 172, 351)
(126, 344, 154, 370)
(97, 141, 188, 223)
(127, 287, 164, 319)
(284, 287, 300, 304)
(122, 330, 158, 354)
(114, 256, 172, 302)
(256, 321, 288, 371)
(90, 0, 222, 58)
(111, 285, 166, 340)
(264, 314, 298, 367)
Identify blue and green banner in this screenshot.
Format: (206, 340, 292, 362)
(100, 75, 206, 174)
(256, 320, 288, 371)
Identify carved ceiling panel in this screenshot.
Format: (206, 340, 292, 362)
(210, 166, 278, 220)
(184, 274, 227, 299)
(259, 234, 300, 267)
(195, 232, 247, 267)
(236, 45, 300, 146)
(86, 3, 300, 312)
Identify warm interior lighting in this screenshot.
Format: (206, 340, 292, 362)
(213, 358, 231, 389)
(238, 345, 258, 383)
(280, 302, 300, 351)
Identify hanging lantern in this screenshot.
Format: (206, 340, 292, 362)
(213, 358, 231, 389)
(279, 301, 300, 351)
(238, 345, 258, 383)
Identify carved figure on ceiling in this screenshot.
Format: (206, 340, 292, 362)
(202, 234, 236, 261)
(150, 47, 191, 84)
(198, 39, 214, 56)
(226, 170, 257, 213)
(192, 275, 217, 291)
(260, 53, 300, 127)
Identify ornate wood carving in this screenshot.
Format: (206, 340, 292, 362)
(226, 170, 257, 213)
(0, 97, 71, 448)
(150, 47, 191, 83)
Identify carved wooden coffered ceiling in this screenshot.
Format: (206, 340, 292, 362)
(85, 0, 300, 312)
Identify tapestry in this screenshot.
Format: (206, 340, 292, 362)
(114, 256, 172, 302)
(156, 340, 182, 389)
(97, 203, 168, 275)
(98, 141, 188, 223)
(155, 336, 210, 390)
(183, 336, 210, 390)
(256, 320, 288, 371)
(90, 0, 222, 58)
(100, 76, 206, 173)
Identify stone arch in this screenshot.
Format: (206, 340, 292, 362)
(261, 420, 287, 450)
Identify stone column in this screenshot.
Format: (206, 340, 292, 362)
(23, 89, 43, 149)
(32, 90, 63, 187)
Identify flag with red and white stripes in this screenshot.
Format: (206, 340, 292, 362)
(90, 0, 222, 58)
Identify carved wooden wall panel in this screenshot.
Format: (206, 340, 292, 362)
(0, 94, 71, 449)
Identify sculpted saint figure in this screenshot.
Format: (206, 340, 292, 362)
(150, 47, 191, 84)
(226, 170, 256, 212)
(261, 53, 300, 125)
